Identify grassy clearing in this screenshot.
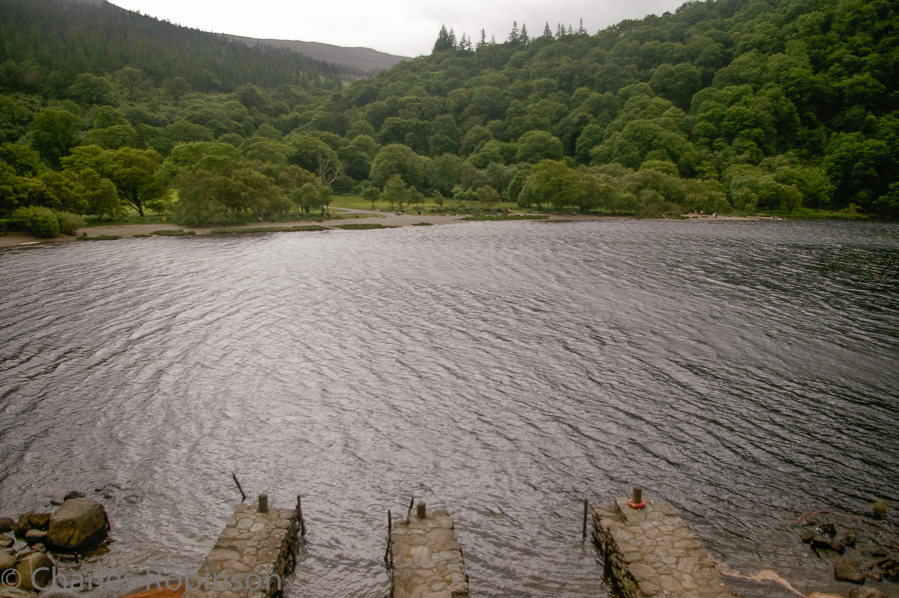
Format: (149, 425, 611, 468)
(152, 229, 196, 236)
(333, 223, 393, 230)
(77, 234, 121, 241)
(208, 225, 328, 235)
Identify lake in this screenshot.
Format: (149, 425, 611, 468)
(1, 219, 897, 597)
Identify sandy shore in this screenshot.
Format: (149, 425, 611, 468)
(0, 212, 771, 248)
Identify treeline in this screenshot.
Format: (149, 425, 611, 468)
(0, 0, 358, 94)
(1, 0, 898, 233)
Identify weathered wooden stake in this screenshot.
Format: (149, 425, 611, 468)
(582, 498, 589, 539)
(231, 472, 246, 502)
(416, 501, 427, 519)
(409, 496, 415, 510)
(258, 493, 269, 513)
(296, 495, 306, 536)
(384, 509, 392, 568)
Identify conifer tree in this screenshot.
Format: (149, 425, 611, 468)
(577, 18, 587, 34)
(508, 21, 519, 41)
(433, 25, 455, 53)
(477, 29, 487, 49)
(555, 23, 565, 38)
(543, 22, 553, 38)
(519, 24, 529, 43)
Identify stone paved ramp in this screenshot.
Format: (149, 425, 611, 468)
(390, 505, 469, 598)
(594, 498, 734, 598)
(182, 502, 298, 598)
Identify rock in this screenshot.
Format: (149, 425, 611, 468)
(30, 544, 46, 554)
(0, 537, 12, 549)
(835, 557, 865, 584)
(848, 589, 888, 598)
(13, 513, 50, 538)
(47, 499, 107, 550)
(799, 529, 815, 543)
(0, 552, 16, 571)
(24, 530, 47, 547)
(811, 537, 845, 554)
(837, 530, 857, 548)
(858, 542, 888, 557)
(879, 557, 899, 582)
(820, 521, 837, 536)
(14, 552, 55, 592)
(867, 570, 882, 582)
(0, 519, 14, 534)
(62, 492, 84, 501)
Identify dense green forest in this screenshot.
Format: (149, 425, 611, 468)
(2, 0, 898, 235)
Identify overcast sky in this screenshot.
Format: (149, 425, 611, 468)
(107, 0, 688, 57)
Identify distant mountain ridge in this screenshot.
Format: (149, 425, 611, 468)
(224, 35, 410, 76)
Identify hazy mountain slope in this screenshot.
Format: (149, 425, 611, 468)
(226, 35, 410, 76)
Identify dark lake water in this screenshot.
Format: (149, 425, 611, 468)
(1, 219, 898, 598)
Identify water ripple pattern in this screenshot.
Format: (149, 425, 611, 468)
(1, 219, 898, 597)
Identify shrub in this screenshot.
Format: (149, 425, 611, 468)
(56, 211, 85, 235)
(10, 206, 60, 238)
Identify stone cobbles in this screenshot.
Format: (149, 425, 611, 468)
(390, 505, 469, 598)
(594, 498, 734, 598)
(183, 503, 298, 598)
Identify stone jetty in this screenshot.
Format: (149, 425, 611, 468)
(389, 502, 469, 598)
(593, 494, 734, 598)
(182, 497, 298, 598)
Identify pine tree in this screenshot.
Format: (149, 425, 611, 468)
(449, 27, 458, 50)
(577, 18, 587, 35)
(543, 22, 553, 38)
(477, 29, 487, 49)
(433, 25, 455, 53)
(555, 23, 565, 38)
(519, 23, 529, 43)
(459, 33, 472, 51)
(508, 21, 519, 42)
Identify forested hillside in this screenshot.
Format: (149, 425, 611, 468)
(0, 0, 356, 93)
(2, 0, 897, 236)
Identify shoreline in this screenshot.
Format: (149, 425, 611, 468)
(0, 212, 780, 249)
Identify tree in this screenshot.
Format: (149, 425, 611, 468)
(516, 131, 564, 163)
(69, 74, 114, 105)
(30, 109, 82, 168)
(476, 185, 501, 211)
(116, 67, 144, 102)
(521, 160, 582, 211)
(381, 174, 410, 211)
(362, 185, 380, 209)
(104, 148, 166, 216)
(163, 77, 192, 106)
(508, 21, 520, 42)
(369, 144, 424, 189)
(519, 24, 530, 44)
(433, 25, 456, 53)
(79, 168, 123, 221)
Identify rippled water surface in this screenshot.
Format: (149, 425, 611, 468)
(1, 219, 898, 597)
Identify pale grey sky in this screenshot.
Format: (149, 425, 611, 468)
(108, 0, 688, 57)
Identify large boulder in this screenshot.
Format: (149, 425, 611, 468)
(848, 589, 888, 598)
(47, 499, 107, 550)
(13, 514, 50, 538)
(0, 519, 14, 534)
(14, 552, 55, 592)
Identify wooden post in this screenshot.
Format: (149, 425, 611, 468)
(582, 498, 589, 539)
(258, 494, 268, 513)
(632, 486, 642, 505)
(296, 495, 306, 536)
(409, 496, 415, 510)
(231, 473, 246, 502)
(384, 509, 392, 568)
(416, 501, 427, 519)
